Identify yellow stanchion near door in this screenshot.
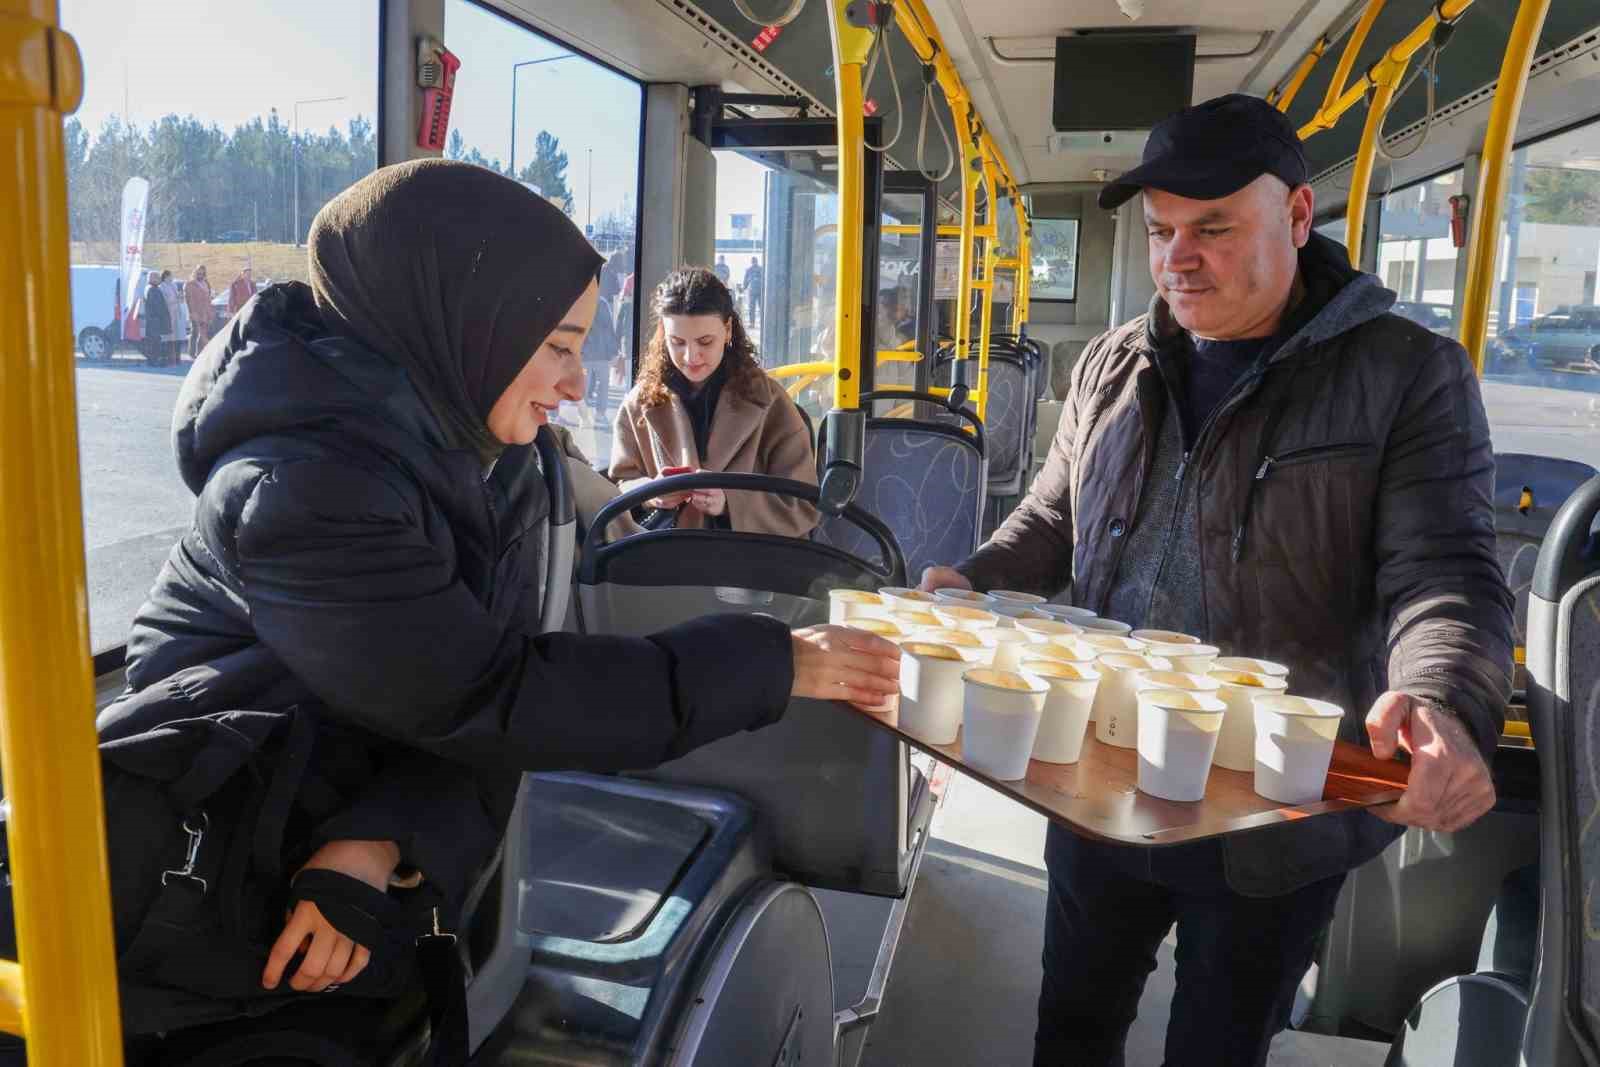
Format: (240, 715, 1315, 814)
(0, 1, 124, 1062)
(1459, 0, 1553, 374)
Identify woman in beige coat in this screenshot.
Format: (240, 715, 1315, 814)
(610, 267, 818, 537)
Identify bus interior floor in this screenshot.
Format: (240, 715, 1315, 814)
(854, 774, 1392, 1067)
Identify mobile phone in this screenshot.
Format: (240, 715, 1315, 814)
(661, 465, 693, 476)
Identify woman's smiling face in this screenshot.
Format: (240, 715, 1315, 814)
(486, 279, 598, 445)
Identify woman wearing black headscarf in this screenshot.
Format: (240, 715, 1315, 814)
(79, 160, 898, 1050)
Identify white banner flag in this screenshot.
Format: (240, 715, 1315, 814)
(120, 177, 150, 314)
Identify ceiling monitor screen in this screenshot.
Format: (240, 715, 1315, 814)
(1052, 35, 1196, 132)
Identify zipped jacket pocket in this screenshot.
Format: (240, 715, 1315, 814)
(1254, 441, 1376, 479)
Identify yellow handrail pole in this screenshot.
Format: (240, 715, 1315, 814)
(0, 1, 123, 1063)
(823, 1, 873, 414)
(1344, 60, 1408, 267)
(1298, 0, 1473, 141)
(974, 155, 1003, 423)
(1317, 0, 1389, 122)
(1459, 0, 1553, 373)
(1016, 194, 1031, 333)
(954, 98, 980, 379)
(768, 360, 840, 380)
(1269, 37, 1327, 112)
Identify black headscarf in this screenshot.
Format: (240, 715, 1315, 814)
(307, 159, 602, 458)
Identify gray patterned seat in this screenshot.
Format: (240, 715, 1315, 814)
(1525, 474, 1600, 1065)
(813, 418, 985, 582)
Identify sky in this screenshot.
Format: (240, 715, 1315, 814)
(57, 0, 806, 248)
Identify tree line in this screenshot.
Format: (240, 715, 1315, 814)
(63, 112, 621, 249)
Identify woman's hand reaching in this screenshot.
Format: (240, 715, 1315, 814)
(790, 625, 901, 711)
(262, 838, 399, 993)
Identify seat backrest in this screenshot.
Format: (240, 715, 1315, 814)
(813, 411, 986, 584)
(574, 474, 918, 896)
(1524, 475, 1600, 1066)
(1494, 453, 1598, 680)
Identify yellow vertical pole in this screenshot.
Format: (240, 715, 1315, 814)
(1344, 62, 1407, 267)
(974, 156, 1000, 422)
(1460, 0, 1553, 373)
(823, 1, 873, 412)
(953, 97, 979, 387)
(1013, 194, 1031, 334)
(0, 1, 124, 1063)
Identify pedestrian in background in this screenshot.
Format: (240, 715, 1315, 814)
(227, 266, 254, 318)
(186, 265, 214, 360)
(140, 270, 172, 367)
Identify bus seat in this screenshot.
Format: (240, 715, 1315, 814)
(574, 474, 935, 898)
(467, 773, 816, 1063)
(812, 392, 986, 584)
(1494, 453, 1598, 689)
(935, 347, 1029, 501)
(1524, 473, 1600, 1066)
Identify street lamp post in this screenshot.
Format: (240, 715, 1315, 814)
(509, 54, 575, 180)
(292, 95, 347, 245)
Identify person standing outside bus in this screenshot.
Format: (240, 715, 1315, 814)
(713, 254, 731, 285)
(160, 269, 184, 364)
(140, 270, 172, 366)
(580, 256, 622, 426)
(919, 95, 1512, 1067)
(185, 265, 214, 359)
(742, 255, 763, 326)
(227, 265, 255, 318)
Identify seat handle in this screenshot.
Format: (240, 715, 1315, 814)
(1532, 474, 1600, 602)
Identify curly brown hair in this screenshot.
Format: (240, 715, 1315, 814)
(634, 267, 768, 409)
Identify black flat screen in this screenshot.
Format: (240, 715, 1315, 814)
(1052, 35, 1196, 131)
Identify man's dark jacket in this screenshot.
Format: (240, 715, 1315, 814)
(959, 235, 1513, 894)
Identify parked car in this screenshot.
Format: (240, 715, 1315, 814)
(213, 229, 252, 243)
(69, 264, 124, 359)
(1498, 305, 1600, 369)
(1391, 301, 1456, 335)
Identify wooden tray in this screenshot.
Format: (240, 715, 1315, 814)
(851, 705, 1411, 846)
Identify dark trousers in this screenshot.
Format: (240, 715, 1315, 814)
(1034, 824, 1346, 1067)
(584, 362, 609, 418)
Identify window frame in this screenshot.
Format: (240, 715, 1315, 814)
(452, 0, 648, 377)
(1028, 215, 1081, 304)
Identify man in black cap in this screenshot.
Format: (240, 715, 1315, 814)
(921, 94, 1511, 1065)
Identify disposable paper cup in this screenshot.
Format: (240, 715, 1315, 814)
(1021, 640, 1100, 668)
(961, 668, 1049, 781)
(829, 588, 886, 624)
(1074, 633, 1146, 657)
(879, 586, 941, 611)
(978, 628, 1033, 670)
(1210, 670, 1291, 771)
(1038, 604, 1099, 624)
(1132, 670, 1222, 697)
(845, 618, 903, 640)
(1131, 629, 1201, 646)
(885, 608, 942, 634)
(988, 600, 1048, 627)
(1144, 643, 1221, 674)
(933, 588, 996, 607)
(932, 604, 1000, 634)
(1211, 656, 1290, 682)
(989, 590, 1047, 606)
(1076, 616, 1133, 636)
(917, 628, 985, 653)
(1253, 695, 1343, 804)
(1136, 690, 1227, 802)
(1091, 652, 1174, 747)
(1022, 659, 1101, 764)
(1016, 618, 1083, 644)
(897, 642, 978, 745)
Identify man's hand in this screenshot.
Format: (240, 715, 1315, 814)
(1365, 692, 1495, 833)
(918, 566, 971, 594)
(689, 487, 727, 517)
(262, 839, 399, 992)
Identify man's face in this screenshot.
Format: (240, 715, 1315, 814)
(1144, 175, 1313, 340)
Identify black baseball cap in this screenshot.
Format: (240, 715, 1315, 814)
(1097, 94, 1308, 210)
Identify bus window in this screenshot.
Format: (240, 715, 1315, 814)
(1377, 169, 1465, 339)
(877, 190, 924, 401)
(1480, 118, 1600, 467)
(1032, 218, 1080, 302)
(444, 0, 643, 469)
(59, 0, 379, 653)
(715, 148, 838, 421)
(1314, 219, 1349, 261)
